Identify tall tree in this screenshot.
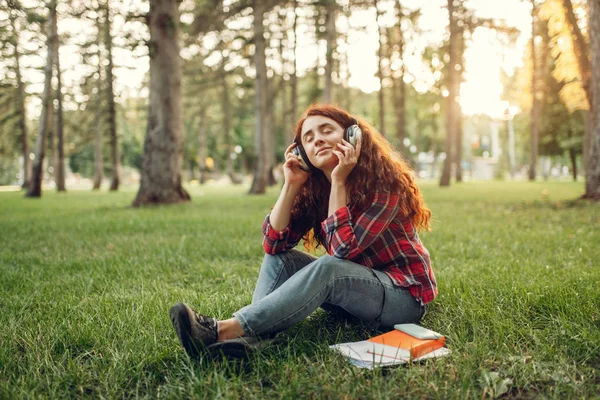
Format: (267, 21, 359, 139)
(8, 8, 31, 189)
(104, 1, 120, 191)
(440, 0, 461, 187)
(391, 1, 407, 151)
(529, 0, 542, 181)
(375, 0, 385, 135)
(290, 0, 298, 121)
(26, 1, 56, 198)
(132, 0, 190, 205)
(322, 0, 336, 103)
(92, 13, 104, 190)
(249, 0, 270, 194)
(586, 0, 600, 200)
(554, 0, 593, 191)
(53, 9, 66, 192)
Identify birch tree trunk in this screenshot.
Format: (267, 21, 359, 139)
(133, 0, 190, 206)
(26, 1, 56, 198)
(10, 16, 30, 189)
(585, 0, 600, 200)
(249, 0, 270, 194)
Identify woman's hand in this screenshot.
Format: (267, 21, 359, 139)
(283, 143, 310, 188)
(331, 138, 361, 184)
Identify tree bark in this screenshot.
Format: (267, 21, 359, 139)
(249, 0, 270, 194)
(198, 106, 208, 184)
(455, 27, 465, 182)
(10, 15, 30, 189)
(93, 23, 104, 191)
(323, 0, 336, 104)
(568, 129, 578, 181)
(584, 0, 600, 199)
(375, 0, 385, 135)
(440, 0, 460, 187)
(26, 1, 56, 198)
(392, 3, 406, 152)
(104, 2, 120, 191)
(221, 52, 234, 181)
(133, 0, 190, 206)
(53, 15, 66, 192)
(290, 0, 298, 123)
(529, 0, 541, 182)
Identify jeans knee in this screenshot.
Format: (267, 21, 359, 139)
(306, 255, 339, 279)
(261, 252, 284, 271)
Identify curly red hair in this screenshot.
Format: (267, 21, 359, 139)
(290, 104, 431, 252)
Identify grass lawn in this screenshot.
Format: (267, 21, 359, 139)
(0, 181, 598, 399)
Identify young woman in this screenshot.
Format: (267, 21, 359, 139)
(170, 104, 437, 358)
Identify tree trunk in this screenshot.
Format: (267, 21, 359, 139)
(323, 0, 336, 104)
(440, 0, 459, 187)
(92, 28, 104, 191)
(26, 1, 55, 198)
(584, 0, 600, 200)
(249, 0, 270, 194)
(376, 0, 385, 136)
(568, 129, 578, 181)
(53, 16, 66, 192)
(291, 0, 298, 123)
(507, 115, 516, 177)
(132, 0, 190, 206)
(221, 53, 234, 181)
(455, 27, 465, 182)
(392, 3, 406, 152)
(104, 3, 120, 191)
(10, 16, 30, 189)
(197, 106, 208, 184)
(529, 0, 540, 182)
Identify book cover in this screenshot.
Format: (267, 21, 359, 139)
(367, 329, 446, 360)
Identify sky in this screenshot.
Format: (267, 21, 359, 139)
(8, 0, 533, 119)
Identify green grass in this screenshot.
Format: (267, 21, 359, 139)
(0, 181, 598, 399)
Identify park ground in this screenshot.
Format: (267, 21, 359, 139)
(0, 181, 598, 399)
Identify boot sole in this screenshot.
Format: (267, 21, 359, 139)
(169, 303, 197, 358)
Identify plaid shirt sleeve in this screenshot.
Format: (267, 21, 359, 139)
(321, 192, 400, 259)
(262, 213, 308, 255)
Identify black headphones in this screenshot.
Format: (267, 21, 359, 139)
(292, 118, 363, 172)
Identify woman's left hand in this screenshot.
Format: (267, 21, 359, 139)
(331, 137, 361, 184)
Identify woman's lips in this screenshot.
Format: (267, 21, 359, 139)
(316, 147, 331, 155)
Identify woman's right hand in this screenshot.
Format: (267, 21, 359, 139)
(283, 143, 310, 187)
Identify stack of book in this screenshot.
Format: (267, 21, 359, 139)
(329, 324, 451, 369)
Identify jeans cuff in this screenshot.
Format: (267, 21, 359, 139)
(232, 311, 258, 337)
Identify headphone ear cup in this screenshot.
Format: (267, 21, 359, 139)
(292, 144, 311, 171)
(345, 125, 362, 148)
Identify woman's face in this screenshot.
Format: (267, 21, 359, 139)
(300, 115, 344, 170)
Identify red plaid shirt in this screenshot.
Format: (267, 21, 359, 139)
(262, 192, 438, 305)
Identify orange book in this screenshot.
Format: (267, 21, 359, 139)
(367, 330, 445, 360)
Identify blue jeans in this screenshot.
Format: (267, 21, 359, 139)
(232, 249, 425, 337)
